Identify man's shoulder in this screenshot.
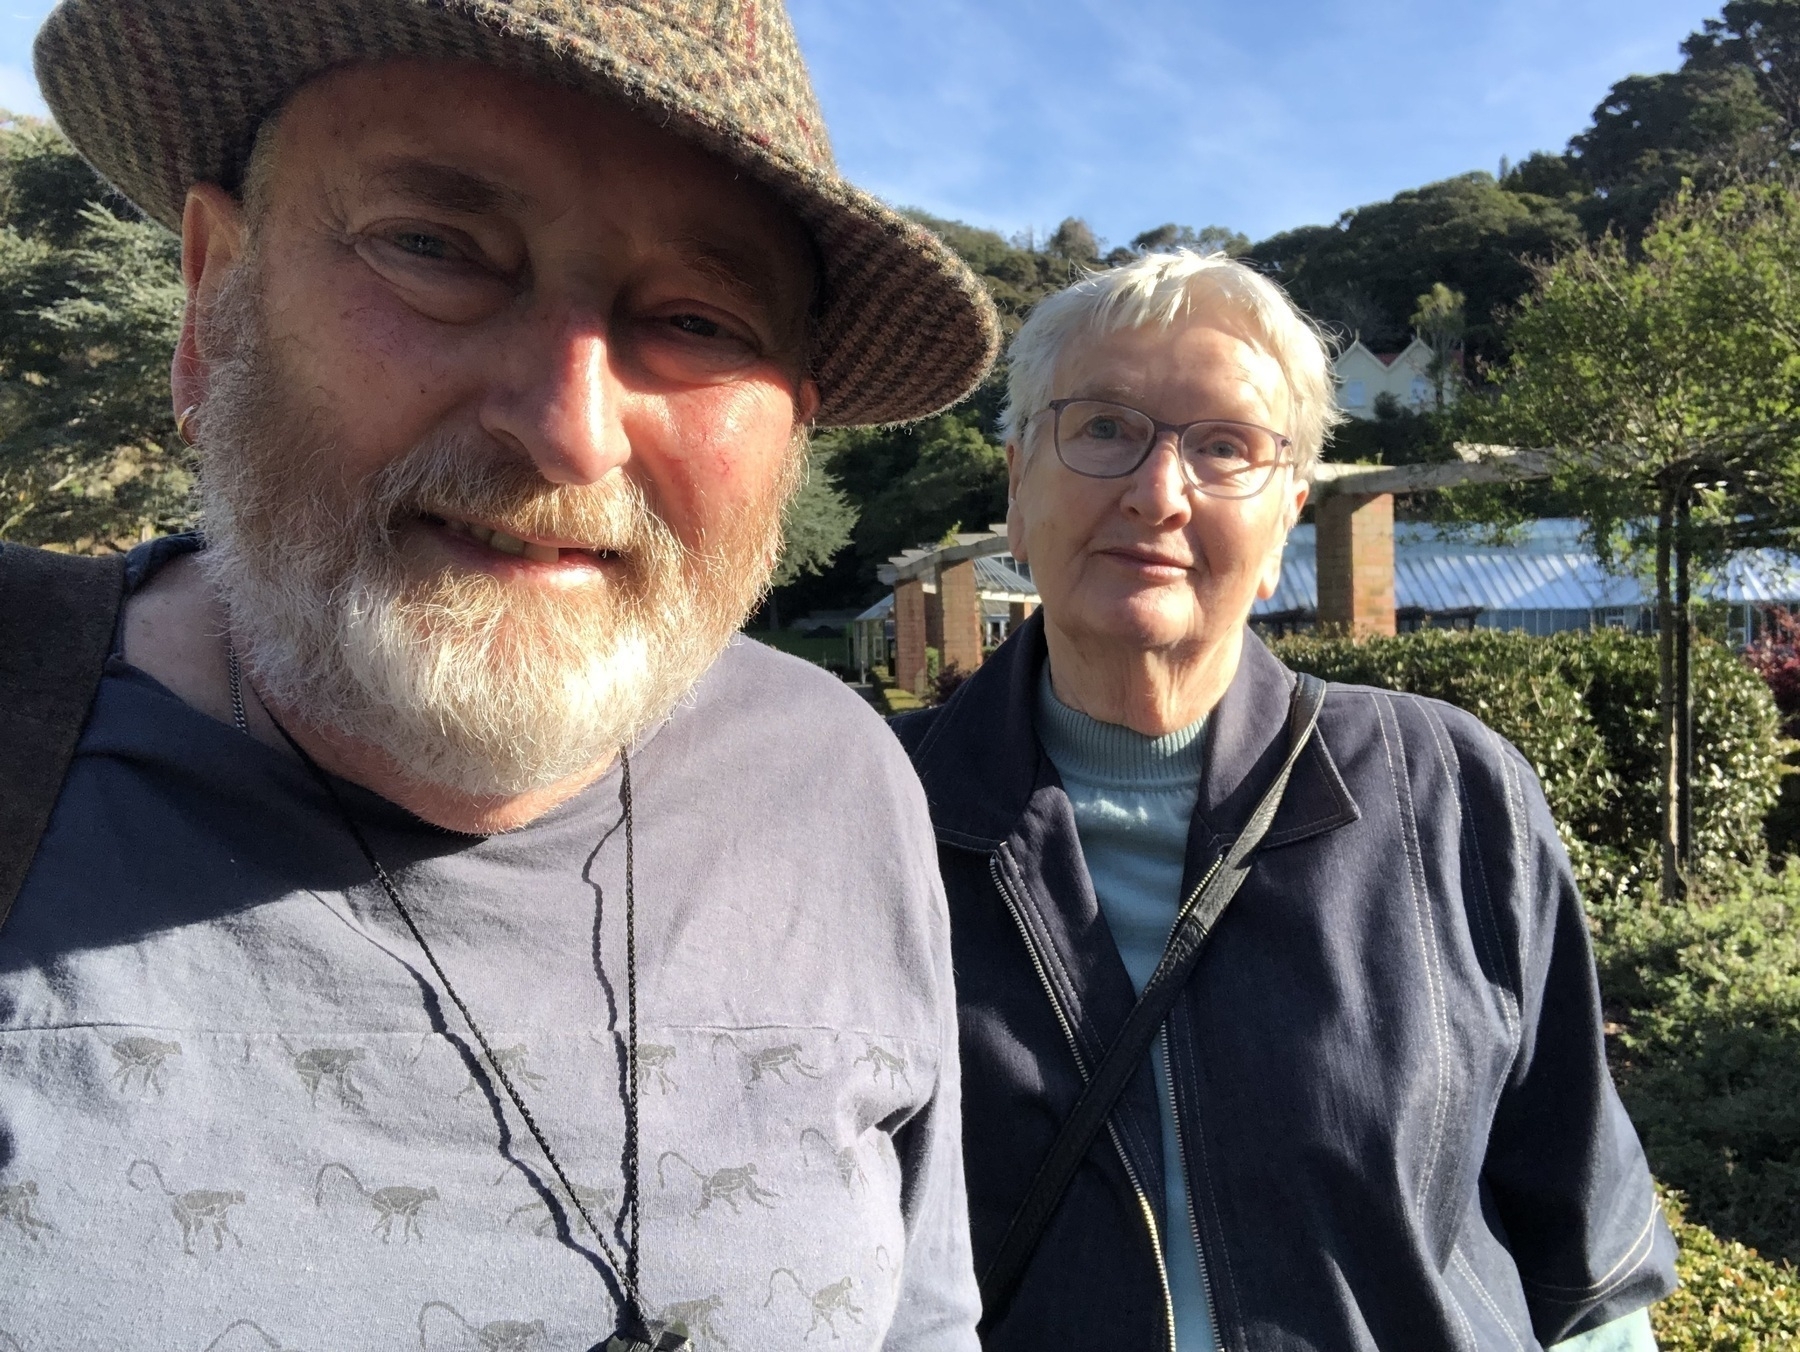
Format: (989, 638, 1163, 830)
(690, 636, 920, 777)
(885, 702, 947, 764)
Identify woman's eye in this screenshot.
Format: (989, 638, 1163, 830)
(1198, 437, 1247, 460)
(393, 231, 454, 261)
(1087, 418, 1121, 440)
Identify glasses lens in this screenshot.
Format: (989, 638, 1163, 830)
(1181, 421, 1285, 498)
(1054, 401, 1155, 478)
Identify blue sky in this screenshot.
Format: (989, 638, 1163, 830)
(4, 1, 1715, 244)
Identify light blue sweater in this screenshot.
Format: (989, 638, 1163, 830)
(1034, 668, 1656, 1352)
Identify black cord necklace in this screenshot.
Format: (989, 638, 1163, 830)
(229, 642, 686, 1352)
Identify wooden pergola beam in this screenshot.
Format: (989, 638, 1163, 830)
(1311, 445, 1553, 499)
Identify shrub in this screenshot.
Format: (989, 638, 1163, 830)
(1742, 611, 1800, 858)
(931, 662, 972, 706)
(1548, 628, 1783, 878)
(1656, 1190, 1800, 1349)
(1272, 629, 1783, 882)
(1589, 861, 1800, 1267)
(1743, 609, 1800, 738)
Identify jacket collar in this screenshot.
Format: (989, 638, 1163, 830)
(909, 612, 1359, 856)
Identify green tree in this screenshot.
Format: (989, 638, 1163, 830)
(0, 115, 188, 550)
(1476, 181, 1800, 898)
(834, 411, 1007, 571)
(900, 210, 1065, 335)
(1499, 151, 1591, 202)
(771, 453, 857, 590)
(1682, 0, 1800, 149)
(1249, 173, 1584, 362)
(1127, 222, 1251, 256)
(1569, 67, 1782, 240)
(1409, 282, 1466, 410)
(1045, 216, 1100, 278)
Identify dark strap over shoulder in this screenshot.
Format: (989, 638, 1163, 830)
(977, 672, 1328, 1333)
(0, 541, 128, 930)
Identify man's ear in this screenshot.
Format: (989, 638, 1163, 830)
(170, 183, 250, 423)
(1005, 439, 1029, 564)
(794, 376, 821, 428)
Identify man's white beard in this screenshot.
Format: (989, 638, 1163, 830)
(192, 266, 793, 799)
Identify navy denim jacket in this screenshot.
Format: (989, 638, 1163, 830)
(892, 617, 1675, 1351)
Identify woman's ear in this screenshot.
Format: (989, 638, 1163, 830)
(1256, 476, 1308, 600)
(1005, 440, 1030, 564)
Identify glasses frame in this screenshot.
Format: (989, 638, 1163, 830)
(1034, 398, 1296, 500)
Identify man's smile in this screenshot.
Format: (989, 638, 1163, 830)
(419, 510, 622, 577)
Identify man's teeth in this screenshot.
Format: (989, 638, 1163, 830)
(441, 517, 565, 564)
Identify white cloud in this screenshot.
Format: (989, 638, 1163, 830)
(0, 61, 47, 118)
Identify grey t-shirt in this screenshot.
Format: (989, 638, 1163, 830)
(0, 543, 976, 1352)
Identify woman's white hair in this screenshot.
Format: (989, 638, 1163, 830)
(1000, 250, 1345, 477)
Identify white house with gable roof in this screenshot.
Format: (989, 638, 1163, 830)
(1334, 337, 1451, 419)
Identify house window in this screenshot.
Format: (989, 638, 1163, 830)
(1343, 379, 1367, 408)
(1409, 375, 1432, 405)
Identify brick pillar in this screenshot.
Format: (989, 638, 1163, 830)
(939, 558, 983, 674)
(1315, 493, 1396, 637)
(1008, 600, 1036, 633)
(924, 587, 944, 655)
(893, 579, 928, 695)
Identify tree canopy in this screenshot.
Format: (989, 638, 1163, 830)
(0, 114, 188, 550)
(1474, 179, 1800, 894)
(1249, 172, 1585, 361)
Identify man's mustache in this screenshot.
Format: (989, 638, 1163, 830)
(364, 438, 684, 566)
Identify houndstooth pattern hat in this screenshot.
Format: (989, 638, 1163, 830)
(33, 0, 1000, 427)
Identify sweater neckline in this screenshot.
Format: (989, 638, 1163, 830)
(1035, 666, 1207, 790)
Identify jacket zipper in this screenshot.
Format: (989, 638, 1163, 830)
(1162, 1025, 1224, 1351)
(1163, 853, 1229, 1350)
(988, 851, 1178, 1352)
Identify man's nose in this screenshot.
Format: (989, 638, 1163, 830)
(480, 315, 631, 486)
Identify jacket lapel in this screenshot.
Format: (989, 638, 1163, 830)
(1182, 630, 1360, 896)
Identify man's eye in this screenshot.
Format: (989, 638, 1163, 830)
(666, 313, 725, 340)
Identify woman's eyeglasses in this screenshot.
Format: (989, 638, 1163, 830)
(1032, 398, 1295, 499)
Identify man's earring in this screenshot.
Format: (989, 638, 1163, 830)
(176, 405, 199, 447)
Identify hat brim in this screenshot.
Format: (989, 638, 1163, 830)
(33, 0, 999, 427)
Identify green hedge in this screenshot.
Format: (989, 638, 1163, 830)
(1272, 629, 1784, 886)
(1591, 863, 1800, 1269)
(1657, 1191, 1799, 1350)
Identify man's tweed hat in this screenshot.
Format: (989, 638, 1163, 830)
(32, 0, 1000, 427)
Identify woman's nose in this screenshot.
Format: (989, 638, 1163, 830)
(1120, 430, 1194, 525)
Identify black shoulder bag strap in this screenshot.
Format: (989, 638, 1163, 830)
(0, 542, 128, 932)
(977, 671, 1328, 1332)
